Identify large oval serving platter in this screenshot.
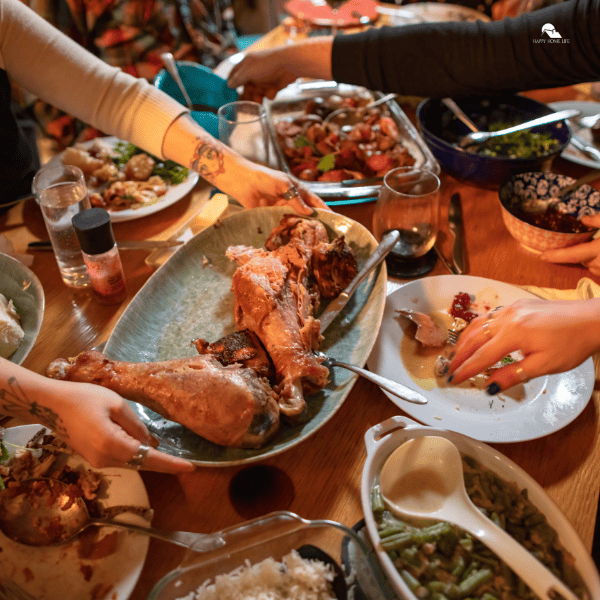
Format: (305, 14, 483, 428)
(105, 207, 386, 466)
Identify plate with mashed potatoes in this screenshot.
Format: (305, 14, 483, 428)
(0, 253, 44, 365)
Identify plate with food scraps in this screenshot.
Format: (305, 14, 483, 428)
(548, 100, 600, 170)
(105, 206, 387, 466)
(50, 136, 199, 223)
(367, 275, 595, 443)
(0, 425, 151, 600)
(0, 253, 44, 365)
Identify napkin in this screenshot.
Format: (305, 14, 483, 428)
(522, 277, 600, 374)
(0, 234, 33, 267)
(144, 192, 234, 268)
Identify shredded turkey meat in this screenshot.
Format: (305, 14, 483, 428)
(226, 215, 357, 422)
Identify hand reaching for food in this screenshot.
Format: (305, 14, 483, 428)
(0, 358, 195, 473)
(447, 298, 600, 394)
(227, 39, 334, 92)
(540, 214, 600, 276)
(238, 165, 329, 215)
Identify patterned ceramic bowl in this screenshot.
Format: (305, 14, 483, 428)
(498, 171, 600, 253)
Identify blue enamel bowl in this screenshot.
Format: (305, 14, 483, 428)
(154, 61, 238, 138)
(416, 95, 571, 189)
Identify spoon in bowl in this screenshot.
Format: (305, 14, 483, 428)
(458, 109, 580, 149)
(0, 478, 225, 552)
(160, 52, 194, 110)
(379, 436, 579, 600)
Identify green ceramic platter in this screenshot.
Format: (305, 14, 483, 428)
(105, 207, 386, 466)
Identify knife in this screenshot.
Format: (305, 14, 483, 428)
(318, 229, 400, 332)
(28, 240, 184, 251)
(448, 193, 466, 275)
(569, 133, 600, 163)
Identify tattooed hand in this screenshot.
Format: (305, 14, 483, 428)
(0, 358, 195, 473)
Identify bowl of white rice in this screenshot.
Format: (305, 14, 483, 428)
(147, 511, 395, 600)
(0, 253, 44, 365)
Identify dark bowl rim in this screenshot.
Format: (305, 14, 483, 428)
(416, 95, 571, 163)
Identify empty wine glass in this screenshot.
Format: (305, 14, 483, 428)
(218, 101, 270, 167)
(373, 167, 441, 278)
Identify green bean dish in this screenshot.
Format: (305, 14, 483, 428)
(371, 455, 589, 600)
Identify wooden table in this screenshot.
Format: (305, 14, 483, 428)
(2, 36, 600, 600)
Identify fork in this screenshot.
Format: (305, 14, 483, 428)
(314, 350, 427, 405)
(447, 329, 459, 345)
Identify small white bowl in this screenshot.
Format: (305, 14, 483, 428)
(361, 416, 600, 600)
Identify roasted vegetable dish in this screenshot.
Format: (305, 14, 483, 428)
(275, 94, 416, 182)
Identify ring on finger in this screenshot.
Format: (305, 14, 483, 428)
(282, 186, 300, 201)
(482, 320, 493, 340)
(126, 443, 151, 470)
(515, 364, 527, 383)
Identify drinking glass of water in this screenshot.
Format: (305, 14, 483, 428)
(373, 167, 441, 278)
(218, 101, 270, 167)
(33, 163, 91, 288)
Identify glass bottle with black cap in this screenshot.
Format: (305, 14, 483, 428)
(72, 208, 127, 305)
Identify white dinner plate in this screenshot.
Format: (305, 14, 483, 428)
(549, 100, 600, 169)
(105, 207, 387, 466)
(0, 253, 44, 366)
(46, 136, 199, 223)
(0, 425, 150, 600)
(367, 275, 595, 443)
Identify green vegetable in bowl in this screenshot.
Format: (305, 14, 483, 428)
(113, 142, 189, 184)
(475, 121, 560, 159)
(372, 454, 589, 599)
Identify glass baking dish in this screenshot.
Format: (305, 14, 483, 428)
(264, 80, 440, 204)
(147, 511, 396, 600)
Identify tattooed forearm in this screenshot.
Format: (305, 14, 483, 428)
(0, 377, 68, 439)
(190, 143, 226, 179)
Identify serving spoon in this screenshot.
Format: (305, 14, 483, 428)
(160, 52, 194, 110)
(458, 109, 580, 149)
(379, 436, 579, 600)
(0, 478, 225, 552)
(323, 93, 398, 129)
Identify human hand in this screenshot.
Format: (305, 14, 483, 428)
(53, 381, 195, 473)
(540, 214, 600, 276)
(237, 164, 330, 215)
(447, 298, 600, 394)
(228, 48, 299, 91)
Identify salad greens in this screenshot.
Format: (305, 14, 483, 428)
(476, 121, 560, 159)
(113, 142, 189, 184)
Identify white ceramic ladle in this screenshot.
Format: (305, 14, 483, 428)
(379, 436, 579, 600)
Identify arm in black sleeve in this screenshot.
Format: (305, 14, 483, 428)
(332, 0, 600, 98)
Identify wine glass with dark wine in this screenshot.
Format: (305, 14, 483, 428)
(373, 167, 441, 278)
